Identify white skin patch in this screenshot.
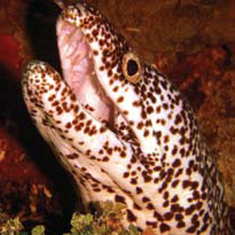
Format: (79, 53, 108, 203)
(22, 2, 231, 234)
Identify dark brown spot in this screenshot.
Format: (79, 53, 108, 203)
(196, 201, 203, 210)
(171, 146, 178, 156)
(154, 166, 162, 171)
(146, 221, 157, 228)
(117, 96, 124, 103)
(115, 195, 126, 204)
(109, 78, 114, 85)
(133, 101, 140, 107)
(164, 135, 169, 143)
(182, 180, 191, 189)
(79, 112, 86, 120)
(120, 151, 126, 158)
(65, 122, 72, 129)
(137, 122, 144, 130)
(153, 211, 163, 221)
(175, 168, 183, 177)
(67, 153, 79, 159)
(141, 110, 147, 119)
(200, 223, 209, 232)
(133, 203, 142, 210)
(164, 212, 174, 221)
(93, 50, 98, 56)
(175, 213, 184, 221)
(136, 187, 143, 194)
(160, 223, 170, 233)
(147, 106, 154, 114)
(102, 156, 109, 162)
(179, 148, 185, 157)
(127, 209, 137, 222)
(142, 196, 150, 203)
(193, 190, 200, 200)
(99, 126, 107, 133)
(191, 181, 199, 190)
(172, 158, 181, 168)
(163, 191, 169, 199)
(146, 203, 155, 210)
(144, 129, 150, 137)
(130, 178, 137, 184)
(162, 200, 169, 207)
(170, 204, 183, 213)
(186, 226, 196, 233)
(177, 221, 186, 228)
(162, 103, 168, 110)
(170, 126, 178, 135)
(113, 86, 119, 92)
(171, 195, 179, 203)
(185, 204, 196, 215)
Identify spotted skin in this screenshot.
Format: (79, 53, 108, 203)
(22, 2, 231, 234)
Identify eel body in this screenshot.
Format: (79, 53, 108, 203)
(22, 2, 231, 234)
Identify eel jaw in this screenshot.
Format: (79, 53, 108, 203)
(56, 17, 114, 125)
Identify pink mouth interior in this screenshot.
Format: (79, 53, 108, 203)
(56, 19, 113, 124)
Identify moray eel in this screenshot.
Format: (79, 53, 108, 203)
(22, 2, 231, 234)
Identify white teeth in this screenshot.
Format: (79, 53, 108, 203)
(58, 26, 72, 46)
(63, 23, 75, 35)
(65, 44, 75, 58)
(58, 33, 65, 47)
(61, 60, 71, 81)
(58, 33, 70, 56)
(73, 65, 83, 73)
(72, 30, 83, 42)
(73, 59, 89, 72)
(77, 41, 88, 59)
(88, 50, 93, 58)
(72, 48, 87, 66)
(65, 33, 83, 58)
(72, 71, 81, 77)
(71, 77, 80, 87)
(61, 43, 70, 57)
(62, 58, 71, 70)
(73, 55, 82, 69)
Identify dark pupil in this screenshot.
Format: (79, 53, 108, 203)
(127, 59, 138, 76)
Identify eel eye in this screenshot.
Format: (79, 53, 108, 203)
(122, 52, 142, 84)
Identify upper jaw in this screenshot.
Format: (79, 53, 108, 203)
(23, 2, 134, 142)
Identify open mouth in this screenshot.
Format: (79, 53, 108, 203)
(56, 18, 114, 127)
